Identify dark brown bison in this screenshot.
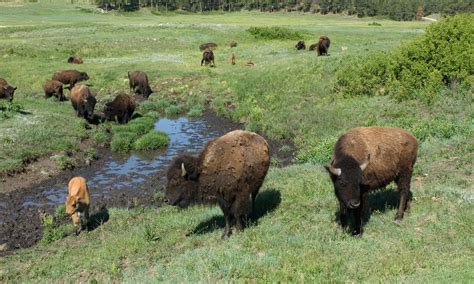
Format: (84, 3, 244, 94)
(199, 42, 217, 51)
(128, 71, 153, 98)
(164, 130, 271, 238)
(70, 85, 96, 120)
(104, 93, 136, 124)
(295, 40, 306, 50)
(316, 36, 331, 56)
(52, 70, 89, 89)
(229, 41, 237, 48)
(0, 78, 17, 102)
(201, 49, 215, 67)
(325, 127, 418, 236)
(67, 55, 83, 64)
(44, 80, 65, 101)
(308, 43, 317, 51)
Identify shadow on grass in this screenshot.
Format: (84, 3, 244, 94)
(87, 207, 110, 232)
(190, 189, 281, 235)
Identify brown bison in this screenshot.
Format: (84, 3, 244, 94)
(325, 127, 418, 236)
(295, 40, 306, 50)
(164, 130, 270, 238)
(308, 43, 317, 51)
(52, 70, 89, 89)
(0, 78, 17, 102)
(70, 85, 96, 120)
(43, 80, 65, 101)
(229, 52, 236, 65)
(65, 176, 90, 230)
(229, 41, 237, 48)
(316, 36, 331, 56)
(67, 55, 83, 64)
(201, 49, 215, 67)
(128, 71, 153, 98)
(199, 42, 217, 51)
(104, 93, 136, 124)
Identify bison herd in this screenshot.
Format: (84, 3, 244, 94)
(296, 36, 331, 56)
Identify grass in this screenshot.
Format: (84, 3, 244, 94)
(134, 130, 169, 151)
(0, 2, 472, 282)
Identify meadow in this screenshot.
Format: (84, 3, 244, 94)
(0, 2, 473, 282)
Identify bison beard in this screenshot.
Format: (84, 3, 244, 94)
(201, 49, 215, 67)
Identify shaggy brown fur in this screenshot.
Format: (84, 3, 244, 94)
(325, 127, 418, 235)
(52, 70, 89, 89)
(67, 55, 83, 64)
(128, 71, 153, 98)
(0, 78, 16, 102)
(316, 36, 331, 56)
(104, 93, 136, 124)
(199, 42, 217, 51)
(43, 80, 65, 101)
(70, 85, 96, 120)
(65, 176, 90, 229)
(201, 49, 215, 67)
(308, 43, 317, 51)
(165, 130, 270, 238)
(295, 40, 306, 50)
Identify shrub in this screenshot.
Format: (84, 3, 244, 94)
(247, 26, 303, 40)
(134, 131, 168, 151)
(110, 116, 156, 152)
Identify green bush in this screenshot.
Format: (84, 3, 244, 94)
(110, 132, 136, 152)
(134, 131, 169, 151)
(247, 26, 303, 40)
(0, 101, 24, 120)
(110, 116, 156, 152)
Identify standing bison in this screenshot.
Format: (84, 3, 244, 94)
(65, 176, 90, 230)
(0, 78, 17, 102)
(201, 49, 215, 67)
(70, 85, 96, 120)
(104, 93, 136, 124)
(52, 70, 89, 89)
(295, 40, 306, 50)
(316, 36, 330, 56)
(325, 127, 418, 236)
(164, 130, 270, 238)
(128, 71, 153, 98)
(67, 55, 83, 64)
(44, 80, 65, 101)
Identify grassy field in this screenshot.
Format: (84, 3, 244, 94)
(0, 2, 473, 282)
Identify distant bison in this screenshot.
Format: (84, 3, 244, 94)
(65, 176, 90, 230)
(316, 36, 330, 56)
(67, 55, 83, 64)
(70, 85, 96, 120)
(104, 93, 136, 124)
(295, 40, 306, 50)
(43, 80, 65, 101)
(325, 127, 418, 236)
(165, 130, 270, 238)
(52, 70, 89, 89)
(229, 41, 237, 48)
(0, 78, 17, 102)
(229, 52, 236, 65)
(128, 71, 153, 98)
(201, 49, 215, 67)
(308, 43, 317, 51)
(199, 42, 217, 51)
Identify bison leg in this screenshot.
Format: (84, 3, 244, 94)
(222, 213, 233, 239)
(339, 203, 348, 229)
(201, 58, 205, 66)
(395, 172, 413, 220)
(352, 207, 363, 236)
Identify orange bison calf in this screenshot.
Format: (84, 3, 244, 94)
(165, 130, 270, 238)
(65, 177, 90, 229)
(325, 127, 418, 236)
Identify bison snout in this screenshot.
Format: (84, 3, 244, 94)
(163, 199, 169, 204)
(349, 200, 360, 209)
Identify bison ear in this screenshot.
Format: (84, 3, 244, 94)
(360, 154, 370, 171)
(181, 163, 187, 177)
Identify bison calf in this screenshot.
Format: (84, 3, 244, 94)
(66, 176, 90, 230)
(316, 36, 331, 56)
(295, 40, 306, 50)
(201, 49, 215, 67)
(0, 78, 17, 102)
(165, 130, 270, 238)
(104, 93, 136, 124)
(325, 127, 418, 236)
(44, 80, 65, 101)
(52, 70, 89, 89)
(70, 85, 96, 120)
(128, 71, 153, 99)
(67, 55, 83, 64)
(229, 52, 236, 65)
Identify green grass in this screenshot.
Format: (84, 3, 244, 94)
(134, 130, 169, 151)
(0, 2, 472, 282)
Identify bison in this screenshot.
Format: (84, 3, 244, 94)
(229, 41, 237, 48)
(128, 71, 153, 98)
(316, 36, 331, 56)
(65, 176, 90, 230)
(325, 127, 418, 236)
(164, 130, 270, 238)
(199, 42, 217, 51)
(104, 93, 136, 124)
(295, 40, 306, 50)
(67, 55, 83, 64)
(229, 52, 236, 65)
(43, 80, 65, 101)
(308, 43, 317, 51)
(0, 78, 17, 102)
(201, 49, 215, 67)
(52, 70, 89, 89)
(70, 85, 96, 120)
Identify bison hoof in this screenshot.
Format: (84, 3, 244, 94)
(351, 228, 362, 236)
(221, 231, 232, 240)
(394, 213, 404, 221)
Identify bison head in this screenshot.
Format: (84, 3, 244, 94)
(83, 94, 96, 120)
(143, 86, 153, 98)
(80, 72, 90, 81)
(65, 195, 83, 226)
(2, 85, 16, 102)
(164, 155, 200, 208)
(325, 155, 370, 209)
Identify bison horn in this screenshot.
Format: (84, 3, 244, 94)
(181, 163, 187, 177)
(326, 164, 341, 176)
(360, 154, 370, 171)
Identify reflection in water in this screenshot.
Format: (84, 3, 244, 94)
(22, 117, 222, 207)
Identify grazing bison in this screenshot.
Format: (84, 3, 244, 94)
(201, 49, 215, 67)
(52, 70, 89, 89)
(325, 127, 418, 236)
(295, 40, 306, 50)
(229, 41, 237, 48)
(308, 43, 317, 51)
(65, 176, 90, 230)
(128, 71, 153, 98)
(104, 93, 136, 124)
(70, 85, 96, 120)
(0, 78, 17, 102)
(43, 80, 65, 101)
(229, 52, 236, 65)
(164, 130, 270, 238)
(199, 42, 217, 51)
(316, 36, 331, 56)
(67, 55, 83, 64)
